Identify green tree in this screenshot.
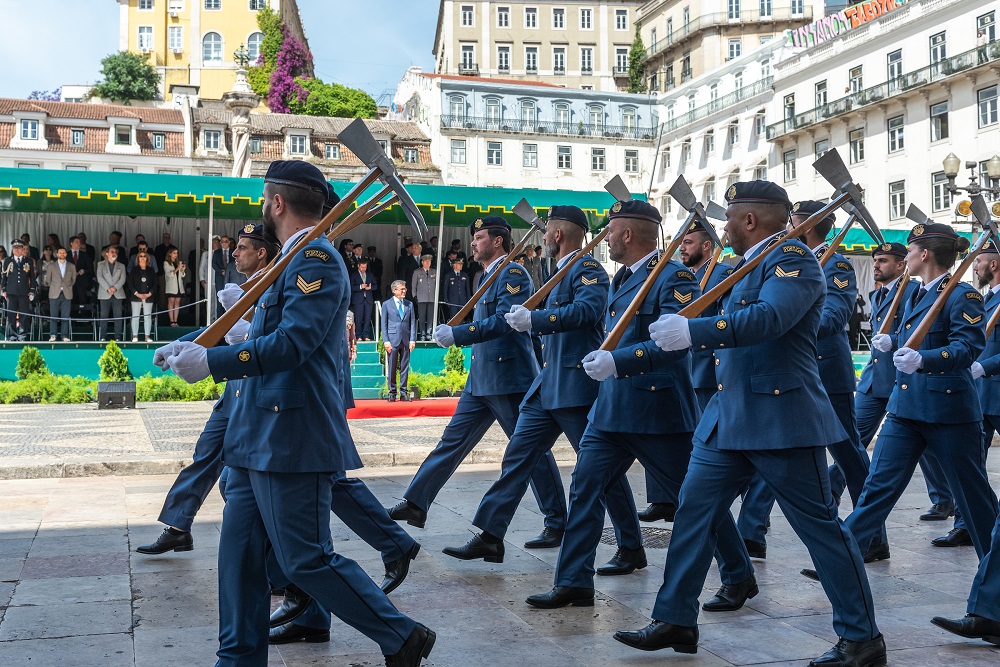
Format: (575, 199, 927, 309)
(89, 51, 160, 103)
(628, 26, 647, 94)
(288, 78, 377, 118)
(443, 345, 466, 373)
(98, 341, 133, 381)
(15, 346, 47, 380)
(247, 6, 284, 97)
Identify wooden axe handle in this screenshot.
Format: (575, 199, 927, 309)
(876, 269, 910, 336)
(699, 234, 727, 291)
(985, 300, 1000, 340)
(903, 249, 984, 350)
(818, 215, 856, 268)
(446, 230, 539, 326)
(524, 226, 610, 310)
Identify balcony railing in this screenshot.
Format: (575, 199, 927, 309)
(526, 64, 538, 74)
(662, 77, 773, 134)
(458, 62, 480, 76)
(554, 65, 566, 75)
(441, 115, 658, 141)
(498, 65, 510, 74)
(767, 41, 1000, 140)
(613, 66, 629, 76)
(581, 66, 593, 75)
(644, 8, 813, 60)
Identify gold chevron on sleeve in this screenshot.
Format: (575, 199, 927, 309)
(774, 266, 800, 278)
(296, 275, 323, 294)
(833, 277, 849, 289)
(673, 289, 693, 304)
(964, 312, 983, 325)
(581, 276, 598, 286)
(505, 283, 521, 294)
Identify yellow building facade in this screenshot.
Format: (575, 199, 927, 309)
(116, 0, 311, 102)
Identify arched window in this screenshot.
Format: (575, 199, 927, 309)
(704, 177, 716, 203)
(485, 98, 502, 128)
(621, 107, 636, 131)
(203, 32, 223, 64)
(520, 100, 536, 130)
(247, 32, 264, 64)
(554, 102, 570, 132)
(588, 104, 604, 133)
(448, 96, 465, 127)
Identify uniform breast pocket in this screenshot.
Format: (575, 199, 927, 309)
(254, 292, 281, 335)
(493, 345, 516, 363)
(630, 373, 674, 392)
(562, 352, 584, 369)
(925, 376, 966, 394)
(732, 288, 760, 310)
(634, 302, 658, 330)
(255, 388, 306, 412)
(750, 372, 803, 395)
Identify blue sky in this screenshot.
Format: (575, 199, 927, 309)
(0, 0, 437, 101)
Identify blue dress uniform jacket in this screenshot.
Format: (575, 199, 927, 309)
(856, 279, 920, 398)
(816, 251, 859, 394)
(690, 261, 734, 391)
(443, 269, 471, 310)
(451, 262, 539, 396)
(886, 276, 986, 424)
(206, 236, 362, 474)
(975, 288, 1000, 415)
(524, 254, 608, 410)
(688, 237, 848, 450)
(588, 257, 701, 435)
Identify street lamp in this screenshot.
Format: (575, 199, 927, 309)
(942, 152, 1000, 200)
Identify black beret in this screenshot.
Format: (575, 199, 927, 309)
(323, 182, 342, 214)
(451, 257, 464, 265)
(982, 240, 1000, 255)
(791, 200, 836, 224)
(685, 218, 717, 238)
(469, 215, 511, 235)
(725, 181, 792, 208)
(608, 200, 661, 224)
(237, 223, 268, 243)
(871, 242, 907, 259)
(547, 205, 589, 231)
(264, 160, 329, 195)
(451, 239, 462, 245)
(907, 222, 958, 244)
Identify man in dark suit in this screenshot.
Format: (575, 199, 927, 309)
(212, 236, 245, 306)
(77, 232, 96, 262)
(20, 234, 39, 261)
(351, 258, 377, 340)
(128, 234, 146, 260)
(107, 231, 127, 262)
(68, 235, 94, 309)
(382, 280, 416, 401)
(396, 242, 421, 305)
(365, 246, 383, 299)
(154, 232, 172, 273)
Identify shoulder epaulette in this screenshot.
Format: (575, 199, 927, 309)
(647, 256, 659, 269)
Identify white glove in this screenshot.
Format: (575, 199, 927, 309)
(504, 304, 532, 332)
(166, 341, 210, 383)
(871, 334, 893, 352)
(152, 340, 179, 371)
(225, 319, 251, 346)
(972, 361, 986, 380)
(433, 324, 455, 348)
(582, 350, 617, 381)
(893, 347, 924, 374)
(217, 283, 244, 311)
(648, 313, 693, 351)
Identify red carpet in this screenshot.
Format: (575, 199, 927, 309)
(347, 397, 460, 420)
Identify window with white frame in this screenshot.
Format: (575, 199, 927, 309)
(759, 0, 772, 17)
(497, 6, 509, 27)
(204, 129, 221, 150)
(704, 130, 715, 154)
(523, 143, 538, 167)
(727, 168, 740, 187)
(461, 5, 474, 26)
(932, 172, 951, 212)
(203, 32, 223, 63)
(580, 7, 592, 29)
(497, 46, 510, 72)
(666, 104, 675, 124)
(979, 85, 998, 127)
(588, 105, 603, 131)
(791, 0, 803, 15)
(761, 58, 771, 78)
(615, 8, 628, 30)
(451, 139, 466, 164)
(65, 165, 89, 171)
(815, 80, 827, 107)
(20, 119, 38, 140)
(591, 147, 606, 171)
(113, 167, 135, 173)
(553, 47, 566, 73)
(734, 71, 743, 90)
(205, 0, 221, 9)
(115, 125, 132, 145)
(681, 139, 691, 163)
(710, 83, 719, 103)
(930, 101, 949, 141)
(705, 177, 716, 203)
(625, 149, 639, 173)
(616, 48, 628, 72)
(521, 101, 536, 129)
(525, 47, 538, 72)
(688, 94, 696, 112)
(557, 145, 572, 169)
(849, 66, 863, 93)
(814, 138, 829, 158)
(887, 49, 902, 81)
(377, 140, 389, 155)
(849, 128, 865, 163)
(728, 0, 740, 20)
(460, 44, 475, 69)
(783, 149, 796, 182)
(755, 112, 766, 135)
(662, 147, 670, 170)
(889, 181, 905, 219)
(250, 137, 262, 154)
(325, 144, 340, 160)
(555, 102, 570, 130)
(138, 26, 153, 51)
(249, 0, 266, 9)
(247, 32, 264, 62)
(754, 161, 767, 180)
(666, 18, 673, 40)
(887, 115, 904, 152)
(449, 96, 465, 123)
(167, 0, 183, 11)
(552, 7, 564, 29)
(525, 7, 537, 28)
(71, 129, 84, 147)
(622, 108, 636, 130)
(288, 134, 306, 155)
(979, 11, 996, 41)
(930, 32, 946, 64)
(139, 0, 154, 9)
(152, 132, 165, 151)
(683, 6, 690, 29)
(725, 36, 742, 59)
(728, 122, 739, 146)
(580, 47, 593, 73)
(487, 142, 502, 166)
(169, 26, 184, 51)
(486, 98, 501, 127)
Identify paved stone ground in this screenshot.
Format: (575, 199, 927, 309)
(1, 460, 999, 666)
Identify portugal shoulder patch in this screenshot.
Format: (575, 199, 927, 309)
(582, 260, 600, 268)
(781, 244, 804, 256)
(967, 291, 984, 301)
(836, 261, 852, 271)
(508, 266, 524, 275)
(675, 270, 695, 281)
(303, 249, 330, 262)
(296, 275, 323, 294)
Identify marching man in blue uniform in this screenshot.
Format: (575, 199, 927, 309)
(640, 218, 733, 524)
(525, 199, 753, 612)
(162, 161, 435, 667)
(388, 215, 566, 548)
(441, 205, 644, 573)
(632, 181, 884, 667)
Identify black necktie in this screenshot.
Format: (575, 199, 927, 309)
(875, 286, 888, 308)
(913, 286, 927, 307)
(614, 267, 633, 291)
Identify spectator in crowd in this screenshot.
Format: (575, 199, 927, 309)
(365, 245, 384, 299)
(45, 246, 74, 342)
(212, 236, 244, 313)
(849, 293, 866, 350)
(338, 239, 354, 266)
(396, 241, 421, 304)
(68, 236, 94, 310)
(107, 231, 127, 261)
(443, 257, 470, 323)
(448, 239, 466, 264)
(514, 253, 527, 266)
(523, 245, 543, 290)
(127, 251, 157, 342)
(2, 240, 37, 340)
(346, 310, 357, 363)
(46, 233, 62, 251)
(350, 257, 377, 341)
(382, 280, 416, 402)
(979, 28, 990, 63)
(127, 240, 159, 273)
(536, 245, 550, 283)
(163, 246, 186, 327)
(128, 234, 146, 259)
(97, 245, 126, 341)
(200, 236, 220, 317)
(20, 234, 39, 261)
(350, 244, 364, 272)
(154, 232, 172, 272)
(77, 232, 96, 261)
(38, 245, 55, 316)
(412, 254, 437, 341)
(0, 246, 7, 262)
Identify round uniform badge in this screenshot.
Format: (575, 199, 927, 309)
(474, 219, 484, 229)
(635, 349, 644, 357)
(238, 350, 251, 363)
(881, 243, 892, 252)
(716, 320, 728, 330)
(243, 223, 255, 234)
(792, 202, 801, 213)
(549, 314, 557, 321)
(912, 224, 925, 237)
(727, 185, 737, 200)
(611, 202, 623, 213)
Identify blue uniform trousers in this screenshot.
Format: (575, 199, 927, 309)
(917, 450, 955, 508)
(738, 392, 886, 547)
(157, 405, 228, 532)
(654, 443, 878, 642)
(554, 426, 751, 589)
(830, 391, 890, 499)
(967, 509, 1000, 620)
(217, 467, 415, 665)
(941, 414, 997, 532)
(403, 391, 565, 529)
(845, 416, 999, 559)
(472, 397, 641, 549)
(644, 388, 714, 504)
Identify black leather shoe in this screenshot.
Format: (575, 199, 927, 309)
(269, 583, 312, 628)
(613, 620, 698, 653)
(638, 502, 676, 522)
(387, 500, 427, 528)
(801, 568, 820, 581)
(268, 622, 330, 645)
(381, 542, 420, 594)
(135, 527, 193, 554)
(523, 526, 564, 549)
(744, 538, 766, 559)
(443, 534, 504, 563)
(703, 575, 758, 612)
(385, 622, 436, 667)
(920, 503, 955, 521)
(863, 542, 890, 562)
(387, 395, 397, 402)
(596, 547, 647, 576)
(808, 634, 886, 666)
(525, 586, 595, 609)
(931, 614, 1000, 645)
(932, 527, 973, 547)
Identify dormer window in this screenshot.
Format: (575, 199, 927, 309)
(20, 120, 39, 140)
(204, 129, 221, 150)
(289, 134, 307, 155)
(115, 125, 132, 146)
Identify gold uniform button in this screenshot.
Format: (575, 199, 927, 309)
(577, 364, 582, 368)
(651, 385, 656, 390)
(774, 389, 780, 395)
(222, 377, 228, 381)
(543, 362, 547, 367)
(741, 299, 746, 305)
(274, 406, 279, 412)
(818, 355, 823, 360)
(877, 317, 882, 322)
(901, 384, 908, 390)
(874, 358, 879, 363)
(235, 390, 240, 397)
(718, 383, 724, 391)
(946, 389, 952, 394)
(715, 359, 720, 366)
(242, 374, 248, 378)
(611, 310, 616, 317)
(906, 324, 911, 329)
(700, 345, 707, 349)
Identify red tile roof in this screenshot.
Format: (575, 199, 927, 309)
(0, 99, 183, 125)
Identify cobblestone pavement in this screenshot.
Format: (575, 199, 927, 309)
(0, 460, 998, 666)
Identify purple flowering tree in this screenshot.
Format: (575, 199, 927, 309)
(266, 27, 311, 113)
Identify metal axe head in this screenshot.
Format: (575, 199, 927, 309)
(905, 203, 933, 226)
(604, 175, 632, 202)
(513, 198, 547, 234)
(813, 148, 882, 244)
(695, 203, 725, 247)
(971, 195, 1000, 241)
(667, 175, 697, 213)
(383, 170, 429, 241)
